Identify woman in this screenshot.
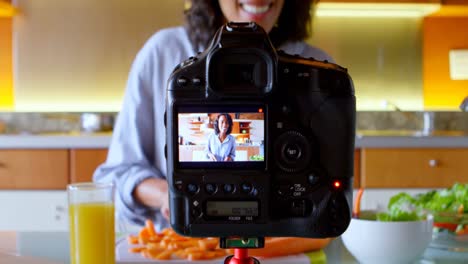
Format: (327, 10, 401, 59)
(205, 114, 236, 162)
(93, 0, 333, 231)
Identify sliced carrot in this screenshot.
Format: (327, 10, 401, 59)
(128, 223, 229, 260)
(154, 250, 172, 260)
(353, 188, 364, 218)
(138, 228, 150, 244)
(126, 234, 139, 245)
(188, 252, 205, 261)
(128, 246, 146, 253)
(249, 237, 332, 258)
(455, 225, 468, 236)
(198, 238, 218, 250)
(145, 219, 157, 237)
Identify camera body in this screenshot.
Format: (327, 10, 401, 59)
(166, 22, 355, 238)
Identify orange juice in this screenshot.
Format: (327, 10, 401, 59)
(69, 202, 115, 264)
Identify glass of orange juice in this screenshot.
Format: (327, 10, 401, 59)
(68, 182, 115, 264)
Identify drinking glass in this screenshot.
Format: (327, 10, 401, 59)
(68, 182, 115, 264)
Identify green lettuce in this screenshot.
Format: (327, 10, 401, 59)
(377, 183, 467, 222)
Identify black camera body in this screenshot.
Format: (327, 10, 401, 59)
(166, 22, 355, 238)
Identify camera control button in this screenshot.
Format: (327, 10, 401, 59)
(308, 173, 320, 186)
(186, 183, 199, 194)
(223, 184, 235, 194)
(241, 183, 253, 194)
(205, 183, 217, 195)
(177, 77, 189, 86)
(191, 207, 202, 218)
(250, 188, 259, 196)
(283, 143, 302, 161)
(192, 77, 202, 86)
(174, 182, 183, 191)
(275, 131, 311, 172)
(277, 184, 293, 196)
(290, 199, 309, 217)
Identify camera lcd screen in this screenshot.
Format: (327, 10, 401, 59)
(177, 105, 265, 169)
(206, 201, 259, 217)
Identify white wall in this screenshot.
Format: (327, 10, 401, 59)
(13, 0, 184, 111)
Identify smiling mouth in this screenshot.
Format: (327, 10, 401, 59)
(240, 2, 274, 15)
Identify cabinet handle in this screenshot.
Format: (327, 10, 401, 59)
(428, 159, 438, 167)
(55, 205, 65, 212)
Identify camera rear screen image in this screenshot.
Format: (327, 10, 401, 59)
(177, 105, 265, 169)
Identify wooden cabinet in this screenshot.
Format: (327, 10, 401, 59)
(232, 120, 252, 143)
(354, 149, 360, 189)
(361, 148, 468, 188)
(0, 150, 68, 190)
(0, 148, 108, 188)
(442, 0, 468, 4)
(69, 149, 108, 183)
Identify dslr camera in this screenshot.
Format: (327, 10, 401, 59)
(166, 22, 355, 239)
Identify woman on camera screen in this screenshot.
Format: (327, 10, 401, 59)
(205, 114, 236, 162)
(93, 0, 334, 231)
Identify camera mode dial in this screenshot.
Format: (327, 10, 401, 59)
(275, 131, 311, 173)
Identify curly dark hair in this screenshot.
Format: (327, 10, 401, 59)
(214, 113, 233, 135)
(184, 0, 317, 51)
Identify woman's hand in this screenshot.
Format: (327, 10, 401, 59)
(208, 153, 217, 161)
(160, 191, 170, 221)
(134, 178, 171, 220)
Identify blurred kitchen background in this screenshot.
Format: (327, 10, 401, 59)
(0, 0, 467, 231)
(0, 0, 467, 133)
(0, 0, 467, 112)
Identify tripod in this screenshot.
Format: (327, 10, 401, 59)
(221, 237, 264, 264)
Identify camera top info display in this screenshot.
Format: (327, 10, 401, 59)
(166, 22, 356, 238)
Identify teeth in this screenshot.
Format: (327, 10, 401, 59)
(241, 3, 271, 14)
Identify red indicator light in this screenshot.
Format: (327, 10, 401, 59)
(333, 181, 341, 188)
(258, 108, 263, 113)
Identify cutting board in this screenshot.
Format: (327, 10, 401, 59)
(115, 238, 322, 264)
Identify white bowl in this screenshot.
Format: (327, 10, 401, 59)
(341, 213, 433, 264)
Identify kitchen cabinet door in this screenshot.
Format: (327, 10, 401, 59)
(354, 149, 360, 189)
(0, 191, 68, 231)
(0, 149, 68, 190)
(69, 149, 108, 183)
(361, 148, 468, 188)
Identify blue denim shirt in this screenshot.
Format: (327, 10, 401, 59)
(205, 133, 236, 161)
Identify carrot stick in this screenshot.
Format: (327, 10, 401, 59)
(145, 219, 157, 237)
(249, 237, 331, 258)
(353, 188, 364, 218)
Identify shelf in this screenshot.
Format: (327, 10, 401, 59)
(189, 121, 203, 125)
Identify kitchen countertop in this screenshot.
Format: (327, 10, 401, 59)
(0, 134, 112, 149)
(2, 231, 466, 264)
(1, 133, 468, 149)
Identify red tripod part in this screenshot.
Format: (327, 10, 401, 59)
(224, 248, 260, 264)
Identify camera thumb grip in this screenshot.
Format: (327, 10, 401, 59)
(170, 196, 189, 235)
